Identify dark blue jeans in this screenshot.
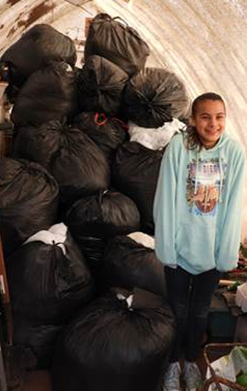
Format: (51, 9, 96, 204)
(165, 266, 220, 362)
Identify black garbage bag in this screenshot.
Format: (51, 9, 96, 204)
(100, 234, 166, 298)
(6, 223, 95, 324)
(0, 158, 59, 256)
(73, 112, 128, 162)
(12, 121, 111, 205)
(112, 141, 164, 234)
(52, 287, 175, 391)
(4, 83, 20, 104)
(76, 55, 128, 116)
(0, 24, 76, 89)
(123, 67, 190, 127)
(11, 61, 80, 127)
(84, 13, 150, 76)
(64, 190, 140, 272)
(13, 317, 63, 369)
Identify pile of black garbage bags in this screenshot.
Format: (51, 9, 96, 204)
(0, 14, 190, 391)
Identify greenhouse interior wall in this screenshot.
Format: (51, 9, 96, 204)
(0, 1, 247, 391)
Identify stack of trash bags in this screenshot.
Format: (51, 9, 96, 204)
(0, 13, 191, 390)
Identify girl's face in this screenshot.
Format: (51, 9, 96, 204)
(190, 99, 226, 149)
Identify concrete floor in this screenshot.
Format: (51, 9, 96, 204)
(22, 371, 52, 391)
(20, 353, 208, 391)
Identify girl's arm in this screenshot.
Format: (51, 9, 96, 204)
(153, 138, 179, 267)
(216, 145, 246, 271)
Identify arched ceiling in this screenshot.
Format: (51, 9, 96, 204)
(1, 0, 247, 143)
(1, 0, 247, 238)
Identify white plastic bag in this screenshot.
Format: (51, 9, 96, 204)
(128, 118, 185, 150)
(236, 282, 247, 312)
(206, 346, 247, 391)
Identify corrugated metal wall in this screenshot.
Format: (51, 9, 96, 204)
(1, 0, 247, 239)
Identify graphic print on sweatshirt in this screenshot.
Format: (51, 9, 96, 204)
(186, 157, 226, 216)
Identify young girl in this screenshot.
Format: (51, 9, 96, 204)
(153, 92, 246, 391)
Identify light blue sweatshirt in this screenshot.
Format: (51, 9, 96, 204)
(153, 132, 246, 274)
